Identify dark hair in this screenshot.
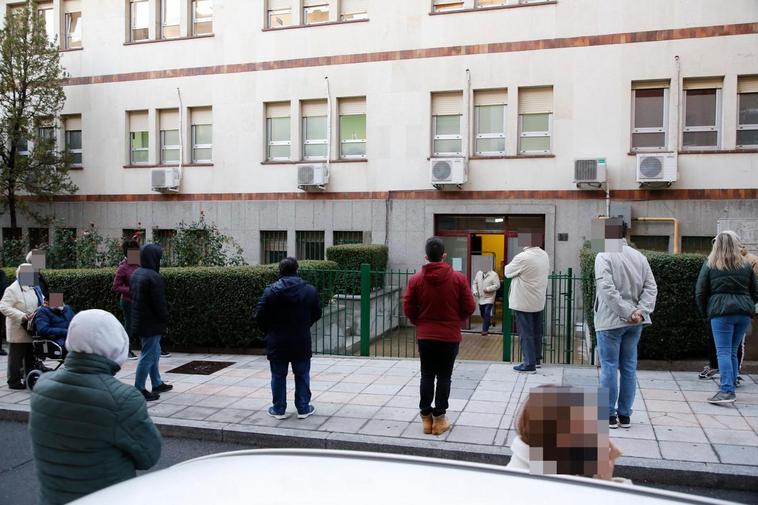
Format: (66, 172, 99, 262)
(122, 239, 139, 257)
(425, 237, 445, 262)
(279, 257, 299, 277)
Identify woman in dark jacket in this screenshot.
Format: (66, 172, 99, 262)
(112, 238, 140, 359)
(696, 231, 758, 405)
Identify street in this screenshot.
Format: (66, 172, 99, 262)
(1, 420, 756, 505)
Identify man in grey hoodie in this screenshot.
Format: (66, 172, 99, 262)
(593, 218, 657, 429)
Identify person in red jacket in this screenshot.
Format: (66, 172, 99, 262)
(112, 239, 140, 360)
(403, 237, 476, 436)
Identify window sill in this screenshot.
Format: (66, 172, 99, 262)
(429, 1, 557, 16)
(262, 18, 368, 32)
(68, 165, 84, 170)
(261, 159, 368, 165)
(469, 154, 555, 159)
(123, 163, 213, 168)
(60, 47, 83, 53)
(678, 149, 758, 155)
(124, 33, 214, 46)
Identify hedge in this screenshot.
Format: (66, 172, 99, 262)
(580, 247, 710, 360)
(326, 244, 389, 294)
(1, 260, 337, 349)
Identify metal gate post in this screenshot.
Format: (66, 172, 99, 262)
(565, 268, 574, 364)
(502, 277, 512, 362)
(360, 263, 371, 357)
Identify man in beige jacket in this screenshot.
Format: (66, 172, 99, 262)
(505, 242, 550, 372)
(472, 269, 500, 336)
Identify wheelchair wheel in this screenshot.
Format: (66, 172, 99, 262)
(25, 369, 43, 391)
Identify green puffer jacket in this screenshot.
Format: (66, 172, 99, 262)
(30, 352, 162, 505)
(695, 262, 758, 319)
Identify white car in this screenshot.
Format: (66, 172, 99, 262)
(71, 449, 728, 505)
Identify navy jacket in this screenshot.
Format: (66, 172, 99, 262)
(254, 275, 322, 361)
(130, 244, 169, 337)
(35, 305, 75, 346)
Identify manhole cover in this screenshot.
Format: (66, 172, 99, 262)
(166, 360, 235, 375)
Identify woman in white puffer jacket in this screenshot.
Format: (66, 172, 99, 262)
(472, 269, 500, 335)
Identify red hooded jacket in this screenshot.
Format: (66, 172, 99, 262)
(403, 262, 476, 343)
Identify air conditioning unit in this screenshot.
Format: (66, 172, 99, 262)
(573, 158, 607, 186)
(298, 163, 329, 191)
(151, 168, 181, 192)
(636, 153, 677, 186)
(430, 158, 467, 189)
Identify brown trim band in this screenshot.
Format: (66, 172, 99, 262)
(26, 188, 758, 203)
(63, 22, 758, 87)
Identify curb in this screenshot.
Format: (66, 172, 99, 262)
(4, 405, 757, 491)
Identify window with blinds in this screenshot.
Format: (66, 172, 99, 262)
(64, 115, 82, 166)
(192, 0, 213, 35)
(129, 111, 149, 165)
(737, 75, 758, 148)
(631, 80, 669, 151)
(37, 2, 55, 46)
(333, 231, 365, 245)
(302, 100, 328, 160)
(432, 91, 463, 156)
(682, 77, 722, 150)
(159, 109, 180, 164)
(64, 0, 82, 49)
(474, 89, 507, 155)
(161, 0, 181, 39)
(267, 102, 291, 161)
(433, 0, 464, 12)
(304, 0, 329, 25)
(339, 97, 366, 158)
(191, 107, 212, 163)
(518, 86, 552, 154)
(267, 0, 292, 28)
(340, 0, 368, 21)
(130, 0, 150, 42)
(261, 231, 288, 264)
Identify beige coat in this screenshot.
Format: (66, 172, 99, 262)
(472, 270, 501, 305)
(504, 247, 550, 313)
(0, 276, 42, 344)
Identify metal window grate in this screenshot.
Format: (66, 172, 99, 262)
(153, 229, 177, 265)
(682, 236, 713, 255)
(296, 231, 325, 260)
(28, 228, 50, 249)
(631, 235, 670, 253)
(261, 231, 288, 264)
(333, 231, 364, 246)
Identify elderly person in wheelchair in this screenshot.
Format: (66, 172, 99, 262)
(29, 293, 75, 380)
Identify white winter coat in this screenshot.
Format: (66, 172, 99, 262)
(472, 270, 501, 305)
(0, 266, 42, 344)
(504, 247, 550, 313)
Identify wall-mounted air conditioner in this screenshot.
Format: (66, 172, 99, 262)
(573, 158, 607, 186)
(298, 163, 329, 191)
(430, 158, 467, 189)
(151, 168, 181, 192)
(636, 153, 677, 187)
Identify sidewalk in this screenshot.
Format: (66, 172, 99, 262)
(1, 353, 757, 488)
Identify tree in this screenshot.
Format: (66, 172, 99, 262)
(0, 2, 77, 235)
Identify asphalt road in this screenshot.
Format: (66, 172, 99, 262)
(1, 420, 756, 505)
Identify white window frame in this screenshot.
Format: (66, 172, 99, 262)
(474, 105, 506, 156)
(65, 129, 82, 166)
(475, 0, 507, 8)
(130, 0, 150, 42)
(682, 88, 721, 151)
(432, 0, 465, 12)
(339, 113, 366, 159)
(631, 87, 669, 152)
(130, 131, 149, 165)
(64, 11, 81, 49)
(303, 2, 329, 25)
(518, 113, 552, 154)
(160, 129, 181, 165)
(267, 7, 292, 28)
(161, 0, 181, 39)
(302, 116, 328, 160)
(17, 138, 30, 157)
(191, 124, 212, 163)
(267, 117, 291, 161)
(737, 92, 758, 149)
(192, 0, 213, 36)
(432, 114, 463, 156)
(37, 3, 55, 46)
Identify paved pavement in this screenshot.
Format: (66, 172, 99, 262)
(1, 353, 757, 488)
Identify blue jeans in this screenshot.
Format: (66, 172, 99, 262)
(711, 315, 751, 394)
(479, 304, 494, 333)
(134, 335, 162, 391)
(269, 358, 311, 415)
(597, 325, 642, 417)
(514, 310, 543, 368)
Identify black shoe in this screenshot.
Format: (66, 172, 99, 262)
(618, 415, 631, 428)
(609, 416, 619, 429)
(140, 389, 160, 401)
(160, 351, 171, 357)
(153, 382, 173, 393)
(513, 363, 537, 373)
(128, 351, 138, 360)
(708, 392, 736, 404)
(0, 348, 7, 356)
(8, 382, 25, 390)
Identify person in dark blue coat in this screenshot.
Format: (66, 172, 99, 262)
(255, 257, 322, 420)
(35, 293, 75, 350)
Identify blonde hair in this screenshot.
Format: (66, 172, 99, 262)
(707, 231, 745, 271)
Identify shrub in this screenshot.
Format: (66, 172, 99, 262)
(580, 247, 710, 360)
(1, 238, 26, 267)
(172, 213, 247, 267)
(326, 244, 389, 294)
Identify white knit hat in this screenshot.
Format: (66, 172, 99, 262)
(66, 309, 130, 366)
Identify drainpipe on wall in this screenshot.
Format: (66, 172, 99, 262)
(465, 68, 471, 162)
(674, 56, 680, 153)
(176, 87, 184, 187)
(325, 76, 332, 175)
(632, 217, 681, 254)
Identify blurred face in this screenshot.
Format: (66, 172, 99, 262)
(30, 250, 46, 270)
(127, 248, 140, 266)
(18, 265, 37, 287)
(49, 292, 64, 308)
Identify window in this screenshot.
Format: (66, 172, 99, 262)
(303, 0, 329, 25)
(474, 89, 506, 155)
(296, 231, 325, 260)
(192, 0, 213, 35)
(129, 111, 149, 164)
(334, 231, 364, 245)
(476, 0, 506, 7)
(37, 2, 55, 45)
(17, 138, 30, 157)
(682, 236, 713, 255)
(631, 235, 669, 253)
(161, 0, 181, 39)
(631, 81, 668, 151)
(159, 109, 180, 164)
(340, 0, 367, 21)
(129, 0, 149, 41)
(64, 116, 82, 166)
(37, 123, 55, 153)
(153, 229, 177, 265)
(267, 0, 292, 28)
(737, 76, 758, 149)
(266, 102, 291, 161)
(682, 77, 722, 150)
(339, 97, 366, 158)
(28, 228, 49, 249)
(191, 107, 212, 163)
(433, 0, 464, 12)
(518, 86, 553, 154)
(261, 231, 287, 264)
(302, 100, 328, 160)
(64, 1, 82, 49)
(432, 92, 463, 156)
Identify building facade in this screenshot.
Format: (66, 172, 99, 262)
(2, 0, 758, 277)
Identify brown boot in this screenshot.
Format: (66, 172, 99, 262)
(432, 414, 450, 436)
(421, 414, 433, 434)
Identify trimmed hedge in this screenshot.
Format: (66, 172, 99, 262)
(580, 247, 710, 360)
(1, 260, 337, 349)
(326, 244, 389, 294)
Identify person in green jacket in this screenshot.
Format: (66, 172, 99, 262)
(29, 309, 162, 505)
(696, 231, 758, 405)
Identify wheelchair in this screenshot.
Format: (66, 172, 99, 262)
(25, 334, 66, 391)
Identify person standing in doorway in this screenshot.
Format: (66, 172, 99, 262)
(0, 269, 7, 356)
(404, 237, 476, 436)
(112, 238, 140, 360)
(505, 238, 550, 373)
(472, 268, 500, 336)
(255, 257, 322, 420)
(131, 244, 172, 401)
(594, 218, 657, 428)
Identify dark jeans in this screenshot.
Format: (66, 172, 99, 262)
(708, 325, 746, 372)
(514, 310, 543, 368)
(269, 358, 312, 415)
(479, 304, 494, 333)
(418, 340, 459, 417)
(119, 299, 135, 350)
(7, 343, 35, 385)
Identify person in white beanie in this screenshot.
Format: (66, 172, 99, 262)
(29, 309, 162, 505)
